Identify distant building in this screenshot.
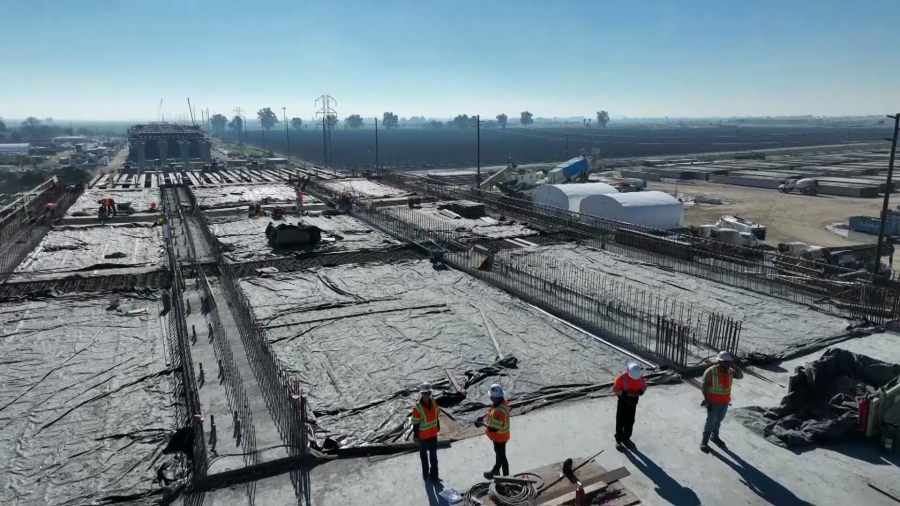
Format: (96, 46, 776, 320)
(127, 123, 211, 170)
(0, 143, 31, 155)
(51, 136, 91, 144)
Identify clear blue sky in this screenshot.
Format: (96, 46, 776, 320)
(1, 0, 897, 121)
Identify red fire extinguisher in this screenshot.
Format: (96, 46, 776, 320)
(575, 484, 585, 505)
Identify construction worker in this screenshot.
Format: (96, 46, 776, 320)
(98, 196, 116, 216)
(700, 351, 744, 452)
(612, 362, 646, 450)
(476, 384, 510, 479)
(411, 382, 440, 481)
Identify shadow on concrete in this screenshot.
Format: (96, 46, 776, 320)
(291, 468, 312, 505)
(623, 447, 701, 506)
(424, 480, 448, 506)
(790, 440, 900, 467)
(751, 362, 788, 373)
(710, 446, 813, 506)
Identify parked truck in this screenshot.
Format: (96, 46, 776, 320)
(778, 178, 820, 196)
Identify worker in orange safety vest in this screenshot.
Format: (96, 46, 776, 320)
(612, 362, 647, 450)
(476, 383, 510, 480)
(411, 382, 440, 481)
(700, 351, 743, 452)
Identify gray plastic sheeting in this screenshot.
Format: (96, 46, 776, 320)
(500, 244, 852, 361)
(240, 260, 644, 448)
(192, 184, 319, 209)
(209, 213, 403, 262)
(0, 290, 176, 506)
(15, 223, 166, 274)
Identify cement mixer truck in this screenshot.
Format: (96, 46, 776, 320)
(778, 178, 820, 196)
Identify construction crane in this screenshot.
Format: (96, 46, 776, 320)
(157, 99, 164, 122)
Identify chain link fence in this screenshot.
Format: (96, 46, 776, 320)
(369, 169, 900, 325)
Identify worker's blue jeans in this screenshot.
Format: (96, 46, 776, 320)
(703, 402, 729, 439)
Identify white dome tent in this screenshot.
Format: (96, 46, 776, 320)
(579, 191, 683, 230)
(533, 183, 618, 212)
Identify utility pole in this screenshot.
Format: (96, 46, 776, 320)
(374, 118, 379, 170)
(315, 95, 337, 173)
(474, 115, 483, 187)
(874, 113, 900, 280)
(283, 107, 290, 160)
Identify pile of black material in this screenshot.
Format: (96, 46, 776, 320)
(735, 348, 900, 448)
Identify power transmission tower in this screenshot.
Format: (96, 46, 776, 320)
(315, 95, 337, 172)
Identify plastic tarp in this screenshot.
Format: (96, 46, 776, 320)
(208, 212, 402, 262)
(239, 260, 677, 449)
(67, 189, 161, 216)
(387, 203, 539, 241)
(734, 348, 900, 448)
(15, 223, 166, 274)
(319, 179, 410, 199)
(498, 244, 852, 362)
(192, 184, 318, 209)
(0, 290, 177, 505)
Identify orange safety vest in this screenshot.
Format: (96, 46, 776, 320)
(613, 372, 646, 395)
(411, 398, 439, 440)
(706, 366, 732, 404)
(485, 399, 510, 443)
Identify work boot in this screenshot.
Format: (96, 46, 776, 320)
(430, 472, 441, 482)
(483, 471, 495, 481)
(700, 436, 710, 453)
(711, 435, 726, 448)
(615, 442, 624, 451)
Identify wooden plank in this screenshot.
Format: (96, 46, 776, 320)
(444, 369, 464, 395)
(87, 174, 102, 188)
(477, 306, 503, 360)
(96, 174, 109, 188)
(151, 173, 158, 188)
(186, 172, 202, 187)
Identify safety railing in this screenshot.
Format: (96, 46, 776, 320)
(343, 197, 742, 369)
(371, 168, 900, 325)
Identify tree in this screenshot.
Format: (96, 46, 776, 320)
(583, 118, 587, 127)
(496, 114, 507, 129)
(45, 117, 54, 124)
(257, 107, 280, 131)
(346, 114, 364, 129)
(290, 117, 303, 131)
(326, 114, 338, 128)
(452, 114, 470, 129)
(229, 115, 243, 134)
(0, 117, 6, 133)
(22, 117, 42, 132)
(382, 112, 399, 129)
(597, 110, 610, 128)
(426, 120, 444, 129)
(63, 127, 73, 135)
(210, 114, 228, 133)
(76, 127, 92, 135)
(10, 130, 21, 142)
(520, 111, 534, 126)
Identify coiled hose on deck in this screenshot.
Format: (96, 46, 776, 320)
(464, 473, 543, 506)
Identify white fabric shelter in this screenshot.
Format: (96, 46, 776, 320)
(579, 190, 683, 230)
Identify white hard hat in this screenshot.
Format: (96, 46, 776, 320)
(489, 384, 504, 398)
(716, 351, 733, 363)
(627, 363, 642, 380)
(420, 382, 432, 393)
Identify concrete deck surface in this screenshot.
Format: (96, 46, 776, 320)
(303, 333, 900, 506)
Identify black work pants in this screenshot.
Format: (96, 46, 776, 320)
(491, 441, 509, 476)
(419, 436, 438, 477)
(615, 395, 639, 442)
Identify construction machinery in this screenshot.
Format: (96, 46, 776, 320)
(716, 215, 767, 240)
(690, 224, 762, 248)
(779, 178, 821, 196)
(479, 150, 603, 197)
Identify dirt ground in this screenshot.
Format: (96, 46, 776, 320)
(648, 180, 896, 248)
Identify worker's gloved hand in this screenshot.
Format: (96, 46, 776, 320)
(474, 416, 484, 428)
(701, 400, 709, 409)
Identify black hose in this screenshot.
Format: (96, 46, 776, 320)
(464, 482, 490, 506)
(489, 478, 538, 505)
